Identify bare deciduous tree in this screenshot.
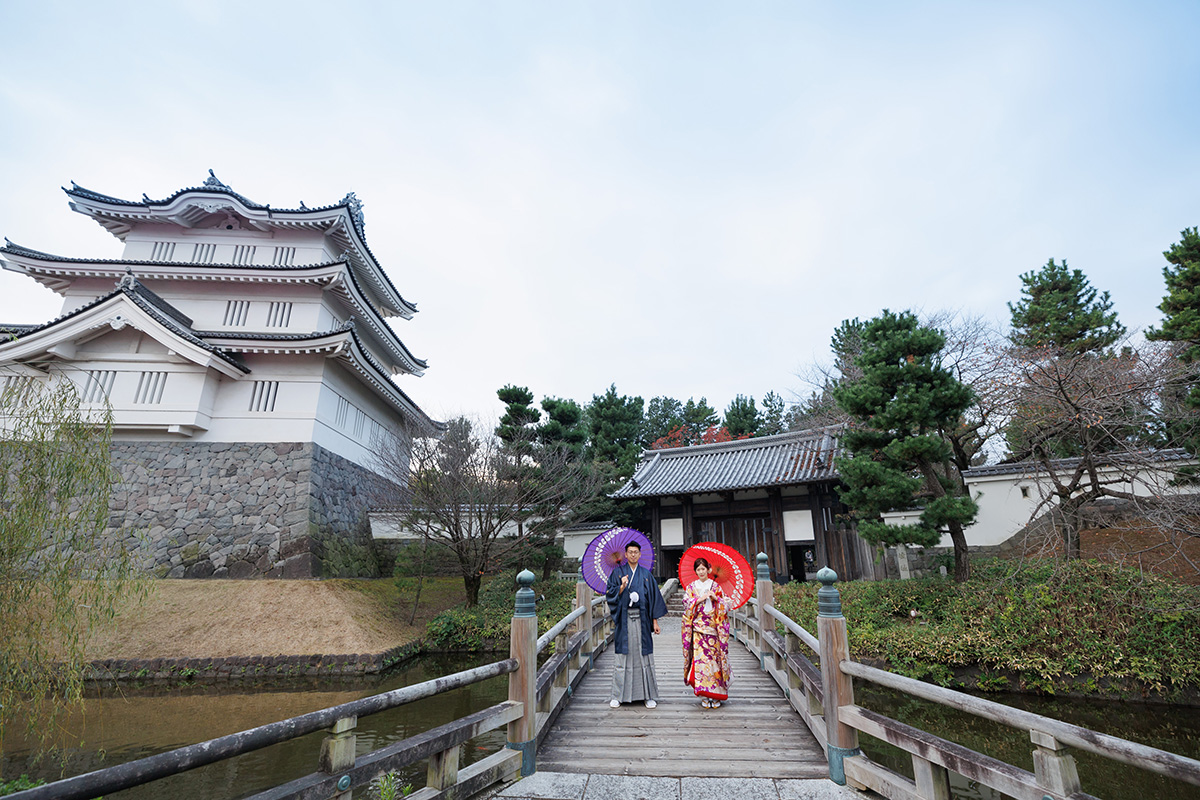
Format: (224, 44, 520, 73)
(1000, 338, 1200, 563)
(372, 417, 601, 606)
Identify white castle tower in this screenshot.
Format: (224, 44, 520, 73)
(0, 172, 441, 578)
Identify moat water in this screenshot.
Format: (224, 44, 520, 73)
(3, 656, 1198, 799)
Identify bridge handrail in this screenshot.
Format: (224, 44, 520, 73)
(840, 658, 1200, 787)
(8, 658, 518, 800)
(537, 604, 586, 653)
(763, 603, 819, 654)
(735, 556, 1200, 797)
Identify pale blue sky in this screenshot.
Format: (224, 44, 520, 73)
(2, 2, 1197, 421)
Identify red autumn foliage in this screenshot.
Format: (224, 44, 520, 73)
(651, 424, 751, 450)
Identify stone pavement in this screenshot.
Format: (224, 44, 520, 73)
(484, 771, 865, 800)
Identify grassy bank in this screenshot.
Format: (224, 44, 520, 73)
(772, 560, 1200, 700)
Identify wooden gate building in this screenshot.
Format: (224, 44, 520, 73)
(611, 426, 877, 582)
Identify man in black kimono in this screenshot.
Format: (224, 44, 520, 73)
(605, 541, 668, 709)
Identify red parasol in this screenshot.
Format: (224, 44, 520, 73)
(580, 527, 654, 594)
(678, 542, 754, 609)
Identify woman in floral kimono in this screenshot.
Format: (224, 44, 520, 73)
(681, 558, 732, 708)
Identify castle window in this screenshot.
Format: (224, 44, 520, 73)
(335, 395, 350, 428)
(266, 302, 293, 328)
(150, 241, 176, 261)
(81, 370, 116, 403)
(231, 245, 256, 265)
(223, 300, 250, 326)
(134, 372, 168, 404)
(353, 408, 367, 437)
(272, 247, 296, 266)
(0, 375, 37, 404)
(248, 381, 279, 412)
(1020, 485, 1030, 498)
(192, 243, 217, 263)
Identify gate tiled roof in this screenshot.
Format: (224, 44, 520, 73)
(612, 425, 843, 498)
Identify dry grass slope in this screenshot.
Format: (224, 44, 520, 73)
(82, 578, 466, 660)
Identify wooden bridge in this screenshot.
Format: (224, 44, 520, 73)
(536, 612, 827, 778)
(12, 560, 1200, 800)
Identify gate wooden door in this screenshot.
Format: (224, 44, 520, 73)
(696, 517, 776, 576)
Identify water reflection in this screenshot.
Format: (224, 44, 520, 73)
(6, 657, 1200, 800)
(855, 684, 1200, 800)
(1, 654, 509, 800)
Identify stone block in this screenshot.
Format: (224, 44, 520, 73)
(226, 560, 257, 579)
(185, 560, 215, 579)
(280, 553, 316, 579)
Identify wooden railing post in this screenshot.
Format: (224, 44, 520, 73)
(817, 566, 860, 785)
(912, 756, 950, 800)
(755, 552, 773, 672)
(507, 569, 538, 777)
(576, 580, 594, 671)
(317, 715, 357, 800)
(1031, 729, 1082, 797)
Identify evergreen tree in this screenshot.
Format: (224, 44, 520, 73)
(830, 317, 866, 382)
(643, 396, 685, 446)
(1008, 259, 1126, 355)
(759, 391, 786, 435)
(586, 385, 645, 476)
(833, 310, 978, 582)
(538, 397, 586, 459)
(496, 384, 541, 450)
(1147, 227, 1200, 398)
(723, 394, 760, 437)
(682, 397, 719, 440)
(1143, 227, 1200, 469)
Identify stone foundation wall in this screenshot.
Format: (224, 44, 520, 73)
(106, 441, 401, 578)
(306, 443, 399, 578)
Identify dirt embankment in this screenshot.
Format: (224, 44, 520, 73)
(83, 578, 465, 660)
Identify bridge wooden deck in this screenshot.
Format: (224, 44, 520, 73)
(536, 614, 828, 778)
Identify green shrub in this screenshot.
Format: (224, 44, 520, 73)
(773, 559, 1200, 695)
(1, 776, 45, 796)
(424, 569, 581, 651)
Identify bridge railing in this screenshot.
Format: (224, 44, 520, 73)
(731, 553, 1200, 800)
(11, 568, 618, 800)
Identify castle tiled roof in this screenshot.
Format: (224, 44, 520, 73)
(612, 425, 843, 499)
(62, 172, 415, 318)
(2, 273, 248, 373)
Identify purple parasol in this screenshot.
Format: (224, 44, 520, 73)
(580, 527, 654, 593)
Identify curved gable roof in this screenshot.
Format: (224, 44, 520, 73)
(612, 425, 843, 499)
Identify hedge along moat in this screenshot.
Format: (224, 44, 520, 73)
(772, 559, 1200, 704)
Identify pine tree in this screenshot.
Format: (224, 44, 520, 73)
(1147, 227, 1200, 387)
(759, 391, 786, 435)
(538, 397, 587, 458)
(682, 397, 719, 440)
(643, 396, 685, 446)
(723, 394, 760, 437)
(496, 384, 541, 449)
(833, 310, 978, 582)
(586, 385, 645, 476)
(1008, 258, 1126, 355)
(1145, 227, 1200, 466)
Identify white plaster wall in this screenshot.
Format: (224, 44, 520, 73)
(962, 474, 1044, 547)
(370, 513, 525, 541)
(121, 225, 329, 266)
(562, 530, 602, 560)
(312, 360, 409, 472)
(661, 518, 684, 547)
(782, 509, 814, 542)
